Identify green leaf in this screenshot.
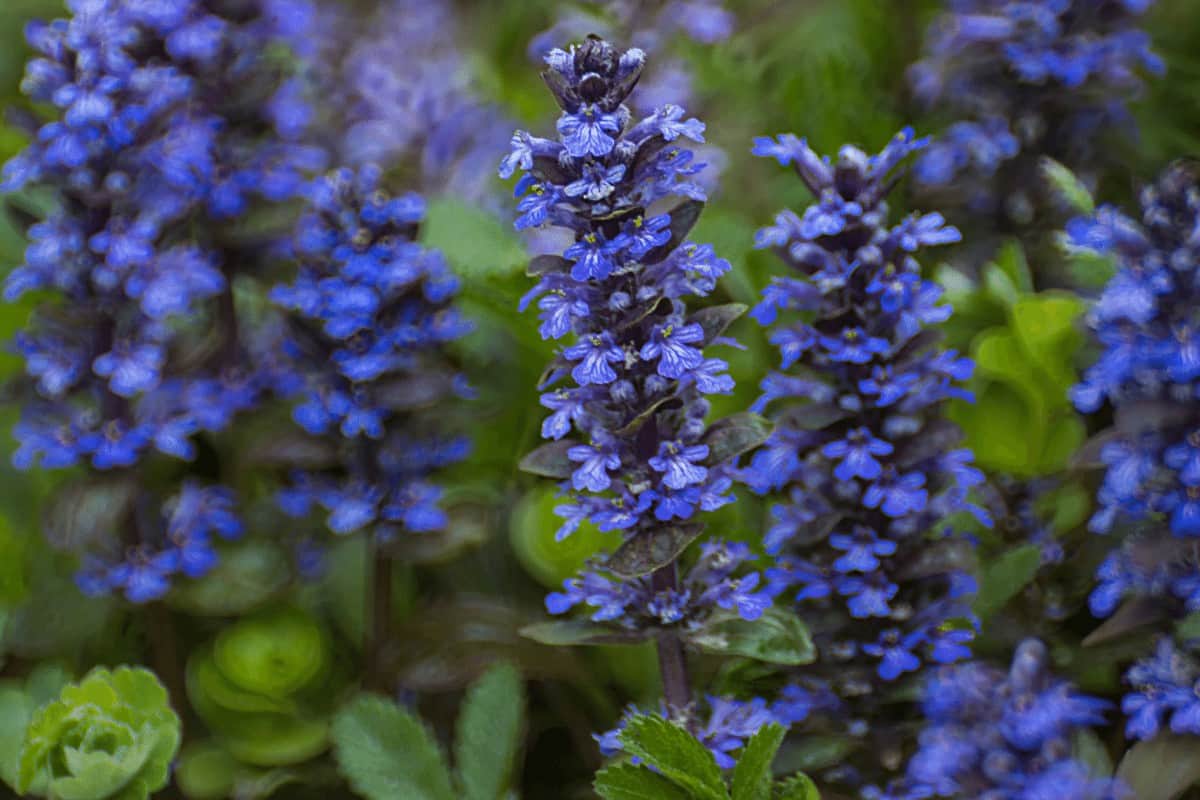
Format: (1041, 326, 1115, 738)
(331, 694, 455, 800)
(1115, 734, 1200, 800)
(1041, 157, 1095, 214)
(773, 773, 819, 800)
(692, 303, 749, 346)
(606, 523, 705, 578)
(973, 544, 1042, 621)
(509, 487, 613, 588)
(212, 607, 327, 699)
(731, 724, 786, 800)
(168, 539, 290, 617)
(421, 197, 527, 282)
(455, 663, 525, 800)
(593, 763, 691, 800)
(991, 240, 1034, 294)
(176, 742, 240, 800)
(519, 620, 647, 647)
(691, 609, 816, 666)
(1073, 729, 1113, 780)
(618, 714, 729, 800)
(702, 413, 774, 465)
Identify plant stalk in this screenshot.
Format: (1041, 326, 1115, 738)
(650, 560, 691, 712)
(365, 534, 394, 693)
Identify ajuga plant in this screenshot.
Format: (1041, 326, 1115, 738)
(1069, 161, 1200, 618)
(911, 0, 1164, 235)
(1068, 161, 1200, 745)
(745, 129, 989, 787)
(876, 639, 1120, 799)
(2, 0, 322, 602)
(501, 36, 776, 757)
(530, 1, 735, 112)
(270, 164, 472, 689)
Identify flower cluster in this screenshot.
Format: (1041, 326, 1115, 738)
(880, 640, 1120, 799)
(503, 37, 749, 598)
(547, 540, 770, 627)
(744, 129, 987, 781)
(271, 165, 471, 540)
(598, 695, 778, 769)
(3, 0, 322, 600)
(297, 0, 513, 205)
(530, 2, 734, 112)
(1069, 161, 1200, 616)
(1121, 637, 1200, 740)
(911, 0, 1163, 224)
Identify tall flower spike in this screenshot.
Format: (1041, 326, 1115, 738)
(745, 129, 988, 787)
(502, 38, 771, 724)
(875, 640, 1121, 800)
(4, 0, 323, 602)
(1069, 161, 1200, 619)
(271, 165, 471, 543)
(911, 0, 1163, 227)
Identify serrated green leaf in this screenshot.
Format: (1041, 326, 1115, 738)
(455, 662, 525, 800)
(691, 609, 815, 666)
(1115, 734, 1200, 800)
(773, 773, 819, 800)
(594, 762, 691, 800)
(331, 694, 455, 800)
(973, 544, 1042, 621)
(619, 714, 729, 800)
(731, 723, 786, 800)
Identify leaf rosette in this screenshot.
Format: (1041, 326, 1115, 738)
(17, 666, 181, 800)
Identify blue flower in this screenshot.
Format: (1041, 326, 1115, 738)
(564, 333, 625, 386)
(640, 322, 704, 379)
(649, 441, 710, 490)
(569, 441, 622, 492)
(557, 106, 622, 158)
(822, 428, 894, 481)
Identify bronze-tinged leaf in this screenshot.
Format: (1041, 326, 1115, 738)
(701, 412, 773, 465)
(43, 475, 139, 553)
(691, 303, 747, 346)
(374, 372, 455, 411)
(519, 440, 579, 479)
(615, 395, 679, 437)
(644, 199, 705, 263)
(604, 523, 704, 578)
(242, 430, 340, 470)
(688, 609, 815, 666)
(1082, 597, 1166, 646)
(777, 403, 849, 431)
(527, 254, 570, 277)
(1116, 735, 1200, 800)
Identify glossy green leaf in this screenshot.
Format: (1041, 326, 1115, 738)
(773, 773, 820, 800)
(331, 694, 455, 800)
(518, 440, 579, 479)
(731, 723, 786, 800)
(618, 714, 729, 800)
(455, 663, 526, 800)
(594, 763, 690, 800)
(213, 607, 327, 699)
(691, 609, 816, 666)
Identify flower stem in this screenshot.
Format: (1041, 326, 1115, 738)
(365, 534, 394, 693)
(650, 560, 691, 712)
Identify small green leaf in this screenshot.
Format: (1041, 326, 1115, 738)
(618, 714, 729, 800)
(691, 609, 815, 666)
(594, 762, 691, 800)
(1073, 729, 1113, 780)
(519, 620, 647, 647)
(176, 742, 240, 800)
(992, 240, 1034, 294)
(731, 723, 786, 800)
(973, 544, 1042, 621)
(1115, 734, 1200, 800)
(455, 662, 525, 800)
(1041, 157, 1095, 214)
(773, 773, 819, 800)
(518, 440, 579, 479)
(606, 523, 705, 578)
(331, 694, 455, 800)
(702, 413, 773, 465)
